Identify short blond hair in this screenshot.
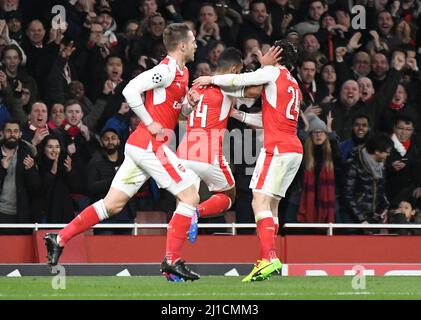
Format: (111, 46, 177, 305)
(163, 23, 190, 52)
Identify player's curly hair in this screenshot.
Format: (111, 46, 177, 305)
(273, 39, 298, 71)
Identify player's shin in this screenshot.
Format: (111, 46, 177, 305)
(57, 199, 109, 246)
(197, 193, 232, 218)
(165, 202, 196, 264)
(255, 211, 277, 261)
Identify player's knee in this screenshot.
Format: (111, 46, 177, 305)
(178, 191, 200, 207)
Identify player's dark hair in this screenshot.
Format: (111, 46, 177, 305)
(216, 47, 243, 70)
(365, 132, 393, 154)
(163, 23, 191, 52)
(273, 39, 298, 71)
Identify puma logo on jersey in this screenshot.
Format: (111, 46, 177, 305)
(177, 164, 186, 172)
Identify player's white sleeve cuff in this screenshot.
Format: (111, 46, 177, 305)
(131, 104, 153, 126)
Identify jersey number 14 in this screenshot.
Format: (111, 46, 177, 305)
(189, 94, 207, 128)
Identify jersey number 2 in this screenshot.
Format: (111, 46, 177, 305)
(286, 86, 300, 121)
(189, 94, 207, 128)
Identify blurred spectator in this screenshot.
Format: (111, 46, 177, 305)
(293, 0, 327, 36)
(296, 56, 329, 109)
(21, 19, 61, 98)
(387, 190, 421, 235)
(46, 40, 78, 105)
(87, 127, 134, 235)
(5, 10, 23, 44)
(2, 43, 37, 100)
(293, 112, 341, 223)
(214, 0, 242, 45)
(342, 133, 392, 224)
(0, 119, 40, 234)
(47, 103, 65, 130)
(315, 11, 347, 62)
(205, 40, 225, 71)
(0, 68, 26, 126)
(301, 33, 321, 55)
(340, 114, 371, 164)
(102, 101, 130, 144)
(268, 0, 296, 40)
(385, 115, 421, 203)
(67, 81, 93, 118)
(21, 101, 49, 148)
(197, 3, 222, 45)
(193, 61, 212, 80)
(319, 63, 338, 99)
(237, 0, 272, 47)
(33, 134, 81, 223)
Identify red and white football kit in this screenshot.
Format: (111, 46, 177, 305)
(115, 55, 198, 197)
(177, 84, 244, 192)
(211, 65, 303, 199)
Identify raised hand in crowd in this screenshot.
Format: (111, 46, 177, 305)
(281, 13, 293, 33)
(50, 153, 59, 175)
(300, 110, 310, 132)
(346, 32, 362, 53)
(60, 40, 76, 60)
(103, 79, 115, 95)
(32, 127, 49, 147)
(1, 152, 13, 170)
(406, 57, 419, 71)
(0, 70, 8, 91)
(23, 155, 35, 171)
(335, 46, 347, 63)
(304, 104, 322, 116)
(391, 52, 406, 71)
(64, 155, 72, 173)
(83, 11, 97, 28)
(326, 111, 333, 133)
(264, 13, 273, 37)
(391, 0, 400, 17)
(80, 123, 91, 141)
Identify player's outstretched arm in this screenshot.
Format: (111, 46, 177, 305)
(194, 66, 277, 88)
(122, 64, 173, 127)
(230, 108, 263, 128)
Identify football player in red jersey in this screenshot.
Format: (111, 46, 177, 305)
(177, 48, 263, 241)
(45, 23, 203, 282)
(194, 40, 302, 281)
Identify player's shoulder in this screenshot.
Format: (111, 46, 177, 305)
(280, 67, 298, 85)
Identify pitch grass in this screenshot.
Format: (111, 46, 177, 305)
(1, 276, 421, 300)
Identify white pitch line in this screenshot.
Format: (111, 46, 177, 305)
(1, 291, 421, 298)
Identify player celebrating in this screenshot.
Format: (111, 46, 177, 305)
(45, 23, 203, 282)
(194, 40, 302, 282)
(177, 48, 264, 242)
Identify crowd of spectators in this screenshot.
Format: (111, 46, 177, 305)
(1, 0, 421, 235)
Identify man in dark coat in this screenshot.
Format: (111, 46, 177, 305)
(0, 119, 41, 234)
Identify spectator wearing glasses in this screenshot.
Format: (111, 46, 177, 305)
(385, 115, 421, 204)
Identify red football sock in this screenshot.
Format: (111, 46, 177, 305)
(197, 193, 231, 218)
(165, 213, 192, 264)
(258, 217, 279, 260)
(58, 204, 100, 246)
(256, 217, 277, 261)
